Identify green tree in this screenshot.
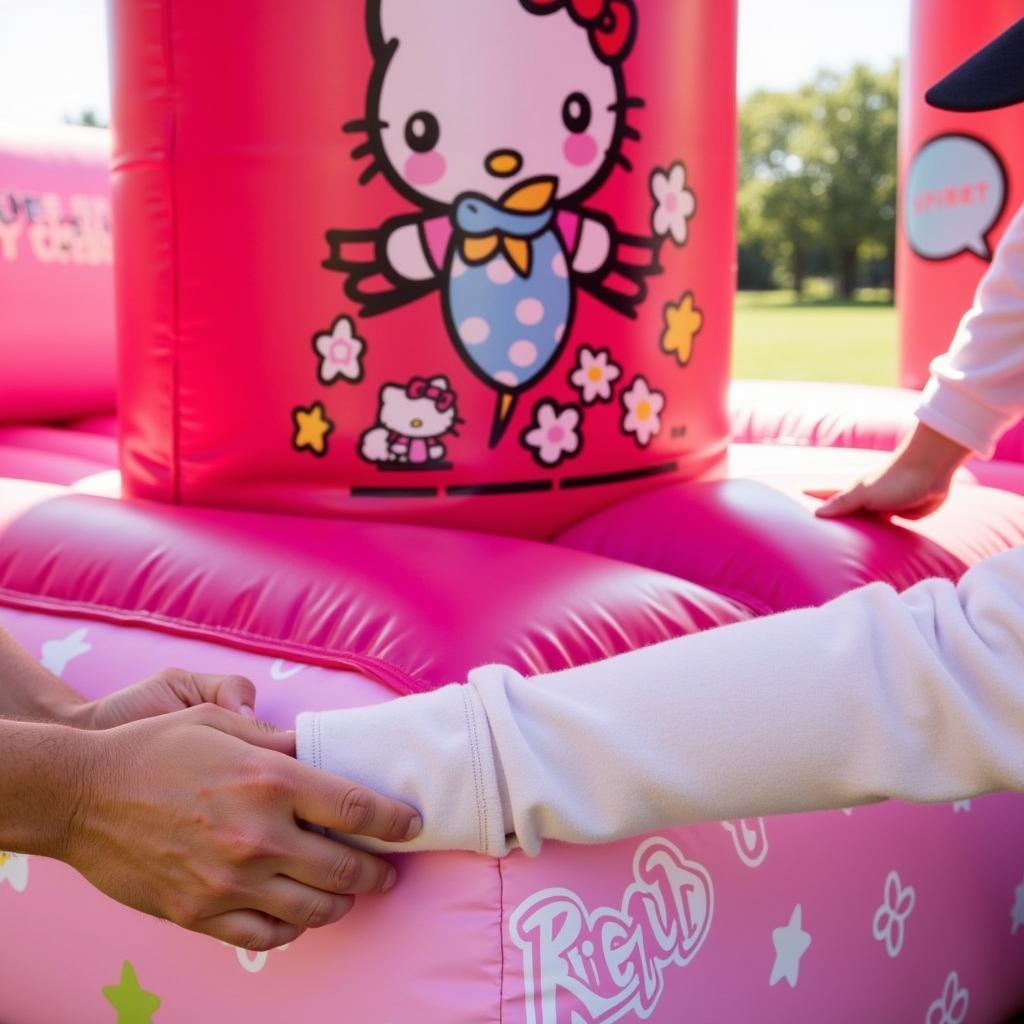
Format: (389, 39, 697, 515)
(739, 88, 825, 296)
(806, 63, 899, 297)
(738, 62, 900, 299)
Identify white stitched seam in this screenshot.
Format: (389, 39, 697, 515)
(461, 687, 489, 855)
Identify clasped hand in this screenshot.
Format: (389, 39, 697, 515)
(52, 668, 420, 951)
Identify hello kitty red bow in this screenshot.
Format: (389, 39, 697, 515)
(407, 378, 456, 412)
(528, 0, 635, 62)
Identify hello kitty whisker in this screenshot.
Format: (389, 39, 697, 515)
(343, 117, 390, 134)
(623, 125, 642, 142)
(608, 96, 645, 113)
(615, 153, 634, 172)
(358, 162, 383, 185)
(351, 141, 375, 160)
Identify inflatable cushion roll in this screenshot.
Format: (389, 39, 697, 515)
(110, 0, 736, 537)
(730, 379, 1024, 496)
(557, 444, 1024, 613)
(0, 478, 752, 689)
(0, 425, 117, 487)
(0, 125, 114, 425)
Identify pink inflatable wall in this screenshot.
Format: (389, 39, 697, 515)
(3, 470, 1024, 1023)
(898, 0, 1024, 389)
(111, 0, 736, 537)
(0, 125, 114, 423)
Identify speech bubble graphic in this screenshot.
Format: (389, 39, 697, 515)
(905, 134, 1007, 262)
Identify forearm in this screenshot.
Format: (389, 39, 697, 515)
(0, 627, 86, 723)
(299, 547, 1024, 856)
(917, 201, 1024, 457)
(0, 717, 89, 857)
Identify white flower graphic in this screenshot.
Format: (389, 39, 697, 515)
(220, 940, 290, 974)
(522, 401, 581, 467)
(926, 971, 969, 1024)
(270, 659, 305, 681)
(570, 347, 622, 404)
(872, 870, 916, 958)
(721, 818, 768, 868)
(313, 316, 365, 384)
(650, 162, 697, 247)
(0, 852, 29, 892)
(621, 376, 665, 447)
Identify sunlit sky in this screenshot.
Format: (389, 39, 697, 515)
(0, 0, 910, 127)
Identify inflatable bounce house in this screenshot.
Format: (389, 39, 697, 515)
(1, 0, 1023, 1020)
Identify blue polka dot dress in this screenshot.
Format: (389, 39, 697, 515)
(445, 222, 572, 396)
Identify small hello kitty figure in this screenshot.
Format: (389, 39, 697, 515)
(360, 376, 461, 468)
(326, 0, 657, 448)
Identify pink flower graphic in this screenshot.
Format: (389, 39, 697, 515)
(621, 376, 665, 447)
(522, 401, 582, 467)
(650, 163, 697, 247)
(313, 316, 365, 384)
(570, 347, 622, 404)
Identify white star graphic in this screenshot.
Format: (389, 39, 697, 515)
(1012, 877, 1024, 937)
(770, 904, 812, 988)
(41, 628, 92, 676)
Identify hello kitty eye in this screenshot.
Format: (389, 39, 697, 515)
(562, 93, 592, 135)
(404, 112, 441, 154)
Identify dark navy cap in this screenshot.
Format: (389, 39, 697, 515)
(926, 17, 1024, 112)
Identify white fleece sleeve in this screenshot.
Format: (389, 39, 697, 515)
(917, 201, 1024, 457)
(297, 546, 1024, 857)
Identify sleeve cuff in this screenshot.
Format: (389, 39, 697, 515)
(295, 684, 509, 857)
(916, 378, 1007, 459)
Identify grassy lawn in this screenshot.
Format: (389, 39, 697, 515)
(733, 288, 898, 387)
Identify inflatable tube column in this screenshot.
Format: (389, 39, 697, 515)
(0, 125, 114, 424)
(110, 0, 737, 538)
(898, 0, 1024, 389)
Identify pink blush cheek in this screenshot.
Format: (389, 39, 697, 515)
(563, 133, 599, 167)
(403, 151, 447, 186)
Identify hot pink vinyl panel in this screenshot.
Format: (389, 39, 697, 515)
(110, 0, 737, 537)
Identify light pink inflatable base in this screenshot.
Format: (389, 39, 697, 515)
(1, 604, 1022, 1024)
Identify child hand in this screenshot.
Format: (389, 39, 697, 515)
(73, 668, 260, 730)
(811, 423, 971, 521)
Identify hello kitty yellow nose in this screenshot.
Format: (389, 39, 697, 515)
(486, 149, 523, 178)
(411, 418, 424, 429)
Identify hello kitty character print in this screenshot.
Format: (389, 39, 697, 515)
(326, 0, 659, 451)
(360, 375, 461, 468)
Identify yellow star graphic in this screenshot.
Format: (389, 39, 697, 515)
(293, 401, 334, 456)
(662, 292, 703, 367)
(102, 961, 161, 1024)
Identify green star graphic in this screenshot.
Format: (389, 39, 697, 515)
(102, 961, 161, 1023)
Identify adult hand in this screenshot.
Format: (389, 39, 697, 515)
(811, 422, 970, 521)
(63, 703, 421, 951)
(71, 667, 258, 729)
